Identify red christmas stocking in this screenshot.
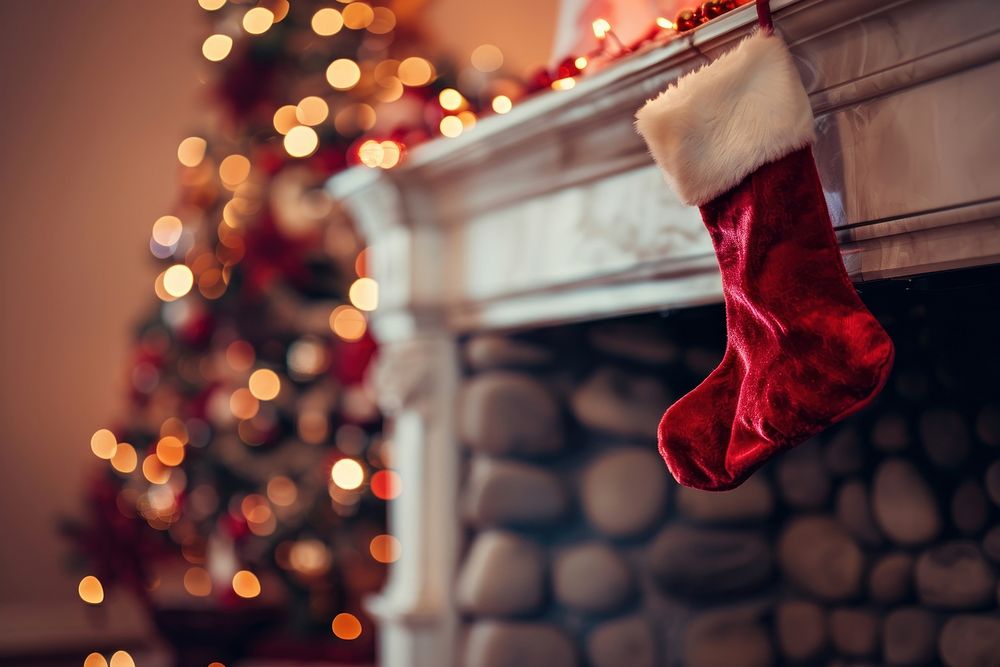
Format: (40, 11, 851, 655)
(635, 31, 894, 491)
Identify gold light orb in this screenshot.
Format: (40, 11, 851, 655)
(78, 575, 104, 605)
(369, 534, 401, 563)
(296, 96, 329, 126)
(162, 265, 194, 298)
(198, 0, 226, 9)
(283, 126, 319, 158)
(312, 8, 344, 36)
(84, 654, 108, 667)
(329, 305, 367, 341)
(219, 154, 251, 187)
(438, 88, 463, 111)
(248, 368, 281, 400)
(342, 2, 374, 29)
(90, 429, 117, 460)
(152, 215, 184, 246)
(109, 652, 135, 667)
(110, 443, 138, 473)
(326, 58, 361, 90)
(491, 95, 513, 114)
(242, 7, 274, 34)
(232, 570, 261, 598)
(470, 44, 503, 72)
(176, 137, 207, 167)
(397, 57, 434, 86)
(330, 458, 364, 490)
(348, 277, 378, 311)
(202, 34, 233, 62)
(332, 612, 363, 640)
(439, 115, 463, 138)
(273, 105, 299, 135)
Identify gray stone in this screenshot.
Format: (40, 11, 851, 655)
(648, 526, 771, 599)
(776, 601, 827, 661)
(824, 427, 865, 476)
(983, 526, 1000, 563)
(778, 516, 864, 601)
(464, 621, 576, 667)
(837, 478, 883, 546)
(465, 335, 552, 371)
(920, 408, 970, 468)
(581, 447, 668, 538)
(830, 608, 880, 657)
(777, 443, 831, 509)
(684, 609, 773, 667)
(462, 457, 568, 526)
(872, 413, 910, 452)
(869, 553, 914, 604)
(460, 372, 563, 456)
(884, 608, 937, 665)
(587, 615, 655, 667)
(570, 367, 669, 439)
(985, 461, 1000, 507)
(589, 322, 677, 365)
(457, 531, 545, 616)
(873, 459, 942, 545)
(939, 616, 1000, 667)
(951, 479, 989, 535)
(915, 541, 995, 610)
(676, 473, 773, 524)
(553, 542, 633, 614)
(976, 403, 1000, 447)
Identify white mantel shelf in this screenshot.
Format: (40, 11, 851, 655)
(328, 0, 1000, 665)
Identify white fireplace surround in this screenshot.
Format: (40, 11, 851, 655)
(327, 0, 1000, 664)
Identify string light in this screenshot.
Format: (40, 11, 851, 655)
(162, 264, 194, 298)
(332, 613, 363, 640)
(242, 7, 274, 34)
(312, 8, 344, 36)
(592, 18, 612, 39)
(656, 16, 677, 29)
(575, 56, 589, 70)
(552, 77, 576, 91)
(438, 88, 464, 111)
(330, 458, 364, 490)
(439, 115, 463, 138)
(202, 34, 233, 62)
(230, 388, 260, 420)
(142, 454, 171, 484)
(491, 95, 513, 114)
(78, 576, 104, 604)
(284, 126, 319, 158)
(267, 476, 298, 506)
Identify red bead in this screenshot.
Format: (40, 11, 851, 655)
(556, 56, 579, 79)
(701, 1, 725, 19)
(675, 9, 698, 31)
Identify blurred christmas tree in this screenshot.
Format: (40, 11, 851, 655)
(61, 0, 523, 662)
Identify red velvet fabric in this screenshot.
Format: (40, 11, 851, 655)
(659, 147, 894, 490)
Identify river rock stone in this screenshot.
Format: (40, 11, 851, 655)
(939, 616, 1000, 667)
(553, 542, 633, 614)
(648, 526, 771, 599)
(457, 531, 545, 616)
(830, 608, 880, 657)
(837, 478, 883, 546)
(873, 459, 942, 545)
(869, 553, 914, 604)
(587, 615, 655, 667)
(872, 413, 910, 452)
(778, 516, 864, 601)
(977, 403, 1000, 446)
(776, 601, 827, 661)
(920, 408, 970, 469)
(915, 541, 995, 609)
(984, 461, 1000, 507)
(824, 427, 865, 476)
(676, 473, 773, 523)
(465, 335, 552, 371)
(983, 526, 1000, 563)
(589, 322, 677, 365)
(570, 367, 669, 438)
(460, 372, 563, 456)
(777, 442, 831, 509)
(464, 621, 576, 667)
(951, 479, 989, 535)
(581, 447, 667, 538)
(684, 609, 773, 667)
(884, 608, 937, 665)
(462, 457, 569, 526)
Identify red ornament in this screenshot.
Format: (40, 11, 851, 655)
(675, 9, 699, 32)
(701, 1, 725, 20)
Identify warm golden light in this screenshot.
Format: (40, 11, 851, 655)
(439, 115, 463, 138)
(202, 34, 234, 62)
(296, 96, 329, 126)
(552, 77, 576, 91)
(109, 651, 134, 667)
(592, 18, 612, 39)
(575, 55, 589, 69)
(289, 539, 331, 576)
(397, 57, 433, 86)
(78, 575, 104, 604)
(208, 663, 225, 667)
(184, 567, 212, 597)
(458, 111, 477, 129)
(162, 264, 194, 298)
(226, 340, 255, 372)
(110, 443, 138, 474)
(471, 44, 504, 72)
(311, 7, 344, 35)
(369, 534, 401, 563)
(142, 455, 171, 484)
(368, 7, 395, 34)
(156, 436, 186, 467)
(348, 277, 378, 311)
(273, 105, 299, 135)
(656, 16, 677, 30)
(491, 95, 513, 114)
(330, 458, 364, 490)
(232, 570, 261, 598)
(267, 476, 298, 506)
(326, 58, 361, 90)
(378, 141, 401, 168)
(152, 215, 184, 246)
(248, 368, 281, 400)
(90, 429, 117, 460)
(370, 469, 401, 500)
(177, 137, 207, 167)
(229, 388, 260, 420)
(219, 154, 251, 187)
(332, 613, 363, 640)
(342, 2, 374, 29)
(242, 7, 274, 34)
(198, 0, 226, 9)
(84, 653, 108, 667)
(438, 88, 464, 111)
(329, 305, 367, 341)
(358, 140, 383, 168)
(284, 126, 319, 158)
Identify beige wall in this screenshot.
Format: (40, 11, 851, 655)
(0, 1, 202, 648)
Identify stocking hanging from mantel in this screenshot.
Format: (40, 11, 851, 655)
(635, 28, 894, 491)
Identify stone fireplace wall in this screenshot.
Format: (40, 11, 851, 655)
(453, 267, 1000, 667)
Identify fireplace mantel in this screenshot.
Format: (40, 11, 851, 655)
(327, 0, 1000, 664)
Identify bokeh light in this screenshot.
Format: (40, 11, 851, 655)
(397, 57, 433, 86)
(176, 137, 207, 167)
(78, 575, 104, 605)
(90, 429, 117, 460)
(142, 454, 171, 484)
(242, 7, 274, 34)
(202, 34, 233, 62)
(219, 154, 251, 187)
(109, 651, 134, 667)
(439, 115, 463, 138)
(84, 654, 108, 667)
(248, 369, 281, 400)
(329, 305, 367, 341)
(470, 44, 503, 72)
(184, 567, 212, 597)
(370, 469, 401, 500)
(368, 7, 396, 34)
(232, 570, 261, 598)
(198, 0, 226, 9)
(332, 612, 363, 640)
(348, 277, 378, 311)
(155, 436, 186, 467)
(273, 105, 299, 135)
(312, 8, 343, 35)
(438, 88, 464, 111)
(230, 388, 260, 420)
(369, 534, 401, 563)
(267, 476, 298, 506)
(283, 125, 319, 158)
(162, 265, 194, 298)
(492, 95, 513, 114)
(152, 215, 183, 246)
(296, 96, 329, 126)
(342, 2, 374, 29)
(110, 443, 138, 473)
(326, 59, 361, 90)
(330, 458, 364, 490)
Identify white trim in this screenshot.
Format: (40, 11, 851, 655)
(635, 31, 816, 206)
